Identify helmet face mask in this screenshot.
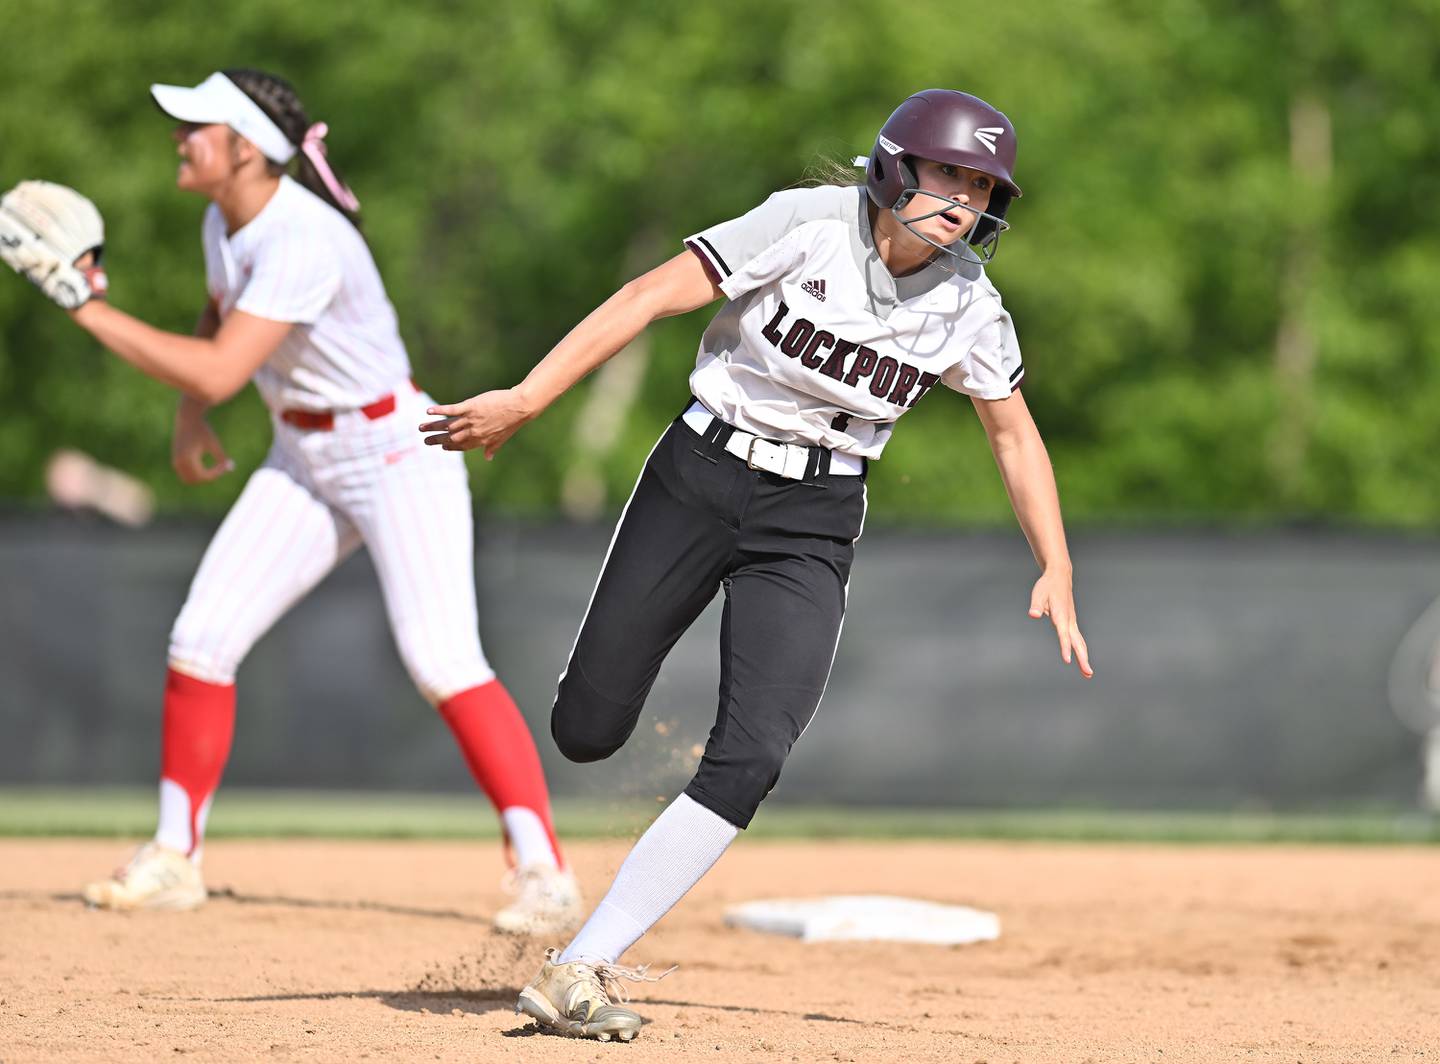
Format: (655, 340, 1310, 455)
(891, 187, 1009, 268)
(866, 89, 1021, 267)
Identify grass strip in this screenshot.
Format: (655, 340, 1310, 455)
(0, 788, 1435, 844)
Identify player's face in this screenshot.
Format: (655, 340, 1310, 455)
(172, 122, 242, 194)
(899, 159, 996, 246)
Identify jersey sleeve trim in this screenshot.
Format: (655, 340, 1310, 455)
(685, 236, 731, 281)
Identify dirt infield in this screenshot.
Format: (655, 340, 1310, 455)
(2, 839, 1437, 1063)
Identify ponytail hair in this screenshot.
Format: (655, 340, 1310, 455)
(222, 68, 363, 230)
(800, 152, 867, 190)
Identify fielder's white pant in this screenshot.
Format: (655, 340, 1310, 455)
(168, 387, 493, 703)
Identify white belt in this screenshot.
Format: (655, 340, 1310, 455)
(682, 401, 864, 478)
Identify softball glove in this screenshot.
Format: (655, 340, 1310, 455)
(0, 180, 108, 309)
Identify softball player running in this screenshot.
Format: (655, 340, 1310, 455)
(0, 69, 580, 932)
(425, 88, 1092, 1040)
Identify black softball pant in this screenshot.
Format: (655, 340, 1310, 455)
(551, 412, 867, 828)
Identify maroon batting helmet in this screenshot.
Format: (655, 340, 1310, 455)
(865, 89, 1022, 262)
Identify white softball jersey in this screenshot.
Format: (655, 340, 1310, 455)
(684, 184, 1024, 459)
(201, 174, 412, 412)
(170, 176, 493, 703)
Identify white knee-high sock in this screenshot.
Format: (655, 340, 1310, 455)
(501, 807, 560, 870)
(558, 793, 738, 965)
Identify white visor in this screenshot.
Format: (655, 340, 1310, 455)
(150, 72, 296, 165)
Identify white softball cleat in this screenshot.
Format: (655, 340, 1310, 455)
(493, 864, 585, 935)
(82, 842, 207, 911)
(515, 947, 669, 1042)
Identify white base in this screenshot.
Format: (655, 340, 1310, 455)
(724, 894, 1001, 946)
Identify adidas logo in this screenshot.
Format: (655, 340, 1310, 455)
(800, 279, 827, 302)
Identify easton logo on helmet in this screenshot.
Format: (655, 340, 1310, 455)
(973, 127, 1004, 154)
(877, 134, 904, 156)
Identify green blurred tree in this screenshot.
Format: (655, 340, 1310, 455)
(1, 0, 1436, 525)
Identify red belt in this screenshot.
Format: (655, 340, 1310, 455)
(279, 380, 418, 432)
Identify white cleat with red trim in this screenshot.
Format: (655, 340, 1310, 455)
(82, 842, 207, 911)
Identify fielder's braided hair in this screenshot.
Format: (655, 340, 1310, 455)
(223, 67, 362, 230)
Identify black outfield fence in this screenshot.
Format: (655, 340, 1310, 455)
(3, 515, 1437, 810)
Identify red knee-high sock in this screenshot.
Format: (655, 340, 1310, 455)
(438, 679, 564, 868)
(158, 668, 236, 856)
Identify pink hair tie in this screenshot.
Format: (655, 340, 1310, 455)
(300, 122, 360, 212)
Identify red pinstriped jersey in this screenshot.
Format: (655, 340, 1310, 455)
(202, 176, 412, 413)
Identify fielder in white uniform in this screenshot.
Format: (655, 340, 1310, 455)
(30, 69, 580, 932)
(421, 89, 1093, 1041)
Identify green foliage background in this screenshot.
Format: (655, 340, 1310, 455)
(2, 0, 1437, 525)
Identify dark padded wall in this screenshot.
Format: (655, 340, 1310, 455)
(3, 517, 1435, 808)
